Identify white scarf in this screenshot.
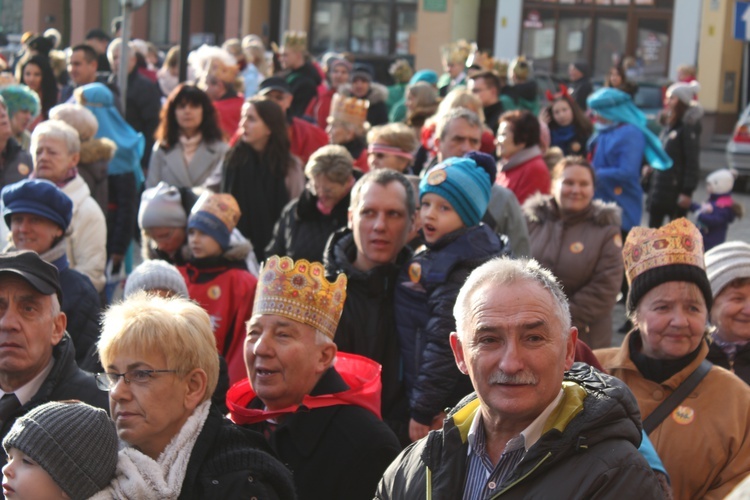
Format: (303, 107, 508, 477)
(88, 400, 211, 500)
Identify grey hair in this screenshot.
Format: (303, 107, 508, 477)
(315, 330, 335, 346)
(454, 257, 572, 340)
(50, 293, 61, 318)
(106, 38, 135, 64)
(304, 144, 354, 183)
(349, 168, 416, 218)
(436, 107, 482, 142)
(30, 120, 81, 156)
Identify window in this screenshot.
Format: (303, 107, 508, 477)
(310, 0, 417, 55)
(0, 0, 23, 35)
(148, 0, 170, 45)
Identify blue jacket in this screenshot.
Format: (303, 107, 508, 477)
(590, 123, 645, 231)
(394, 224, 507, 424)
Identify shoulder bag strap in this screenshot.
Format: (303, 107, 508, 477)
(642, 359, 712, 435)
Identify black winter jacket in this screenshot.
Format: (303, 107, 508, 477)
(323, 228, 412, 443)
(106, 171, 138, 257)
(395, 224, 507, 424)
(377, 363, 662, 499)
(648, 104, 703, 211)
(243, 368, 401, 500)
(285, 62, 322, 119)
(179, 405, 295, 500)
(266, 185, 352, 263)
(0, 137, 31, 188)
(0, 333, 109, 460)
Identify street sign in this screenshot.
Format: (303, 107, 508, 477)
(734, 1, 750, 41)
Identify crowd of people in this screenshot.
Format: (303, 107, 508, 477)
(0, 23, 746, 499)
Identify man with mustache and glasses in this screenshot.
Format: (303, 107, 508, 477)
(377, 257, 662, 499)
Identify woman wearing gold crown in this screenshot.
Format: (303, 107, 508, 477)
(595, 218, 750, 499)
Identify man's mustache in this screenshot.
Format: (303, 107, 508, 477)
(488, 371, 538, 385)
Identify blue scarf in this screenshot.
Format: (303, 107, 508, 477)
(550, 125, 576, 149)
(587, 88, 672, 171)
(78, 83, 145, 186)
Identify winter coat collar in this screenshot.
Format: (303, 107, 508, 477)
(227, 353, 383, 426)
(522, 193, 622, 227)
(500, 145, 543, 171)
(338, 82, 389, 105)
(79, 137, 116, 165)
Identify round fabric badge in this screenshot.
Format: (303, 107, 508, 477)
(613, 233, 623, 248)
(668, 130, 678, 140)
(408, 262, 421, 283)
(207, 285, 222, 300)
(17, 163, 30, 176)
(671, 405, 695, 425)
(427, 169, 447, 186)
(569, 242, 584, 254)
(570, 142, 581, 153)
(613, 186, 623, 196)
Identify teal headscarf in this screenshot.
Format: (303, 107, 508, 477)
(77, 83, 145, 185)
(587, 87, 672, 171)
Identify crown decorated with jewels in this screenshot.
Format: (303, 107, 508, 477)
(254, 256, 347, 339)
(623, 218, 705, 285)
(328, 92, 369, 130)
(282, 30, 308, 52)
(441, 39, 471, 65)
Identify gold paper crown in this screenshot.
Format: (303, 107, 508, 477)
(328, 92, 369, 129)
(191, 192, 241, 232)
(441, 39, 472, 65)
(282, 31, 308, 52)
(389, 59, 413, 84)
(253, 256, 347, 339)
(623, 218, 705, 285)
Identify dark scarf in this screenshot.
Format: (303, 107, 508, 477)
(550, 124, 576, 149)
(629, 331, 702, 383)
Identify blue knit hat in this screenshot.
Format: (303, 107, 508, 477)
(419, 157, 491, 227)
(1, 179, 72, 230)
(187, 192, 241, 252)
(409, 69, 438, 86)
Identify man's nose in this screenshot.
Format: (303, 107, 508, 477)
(497, 339, 525, 374)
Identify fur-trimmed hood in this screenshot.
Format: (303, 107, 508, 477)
(683, 102, 704, 126)
(79, 137, 116, 165)
(523, 192, 622, 227)
(338, 82, 389, 106)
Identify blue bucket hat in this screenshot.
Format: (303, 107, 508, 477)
(1, 179, 73, 231)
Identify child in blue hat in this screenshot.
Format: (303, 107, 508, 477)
(394, 155, 508, 443)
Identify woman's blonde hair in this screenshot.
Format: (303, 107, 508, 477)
(98, 292, 220, 402)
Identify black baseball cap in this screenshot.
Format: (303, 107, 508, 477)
(258, 77, 291, 96)
(0, 251, 62, 302)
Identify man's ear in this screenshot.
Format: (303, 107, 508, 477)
(316, 342, 337, 374)
(450, 332, 468, 374)
(565, 327, 578, 371)
(51, 310, 66, 346)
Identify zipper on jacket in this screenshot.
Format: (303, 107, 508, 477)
(425, 465, 432, 500)
(489, 451, 552, 498)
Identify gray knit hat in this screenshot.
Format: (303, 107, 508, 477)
(124, 259, 189, 298)
(138, 182, 189, 229)
(705, 241, 750, 298)
(2, 401, 118, 499)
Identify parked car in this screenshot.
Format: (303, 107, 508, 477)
(726, 102, 750, 179)
(592, 79, 667, 135)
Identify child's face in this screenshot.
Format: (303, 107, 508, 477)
(420, 193, 465, 244)
(3, 447, 69, 499)
(188, 228, 223, 259)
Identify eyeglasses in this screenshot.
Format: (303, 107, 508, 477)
(94, 369, 178, 391)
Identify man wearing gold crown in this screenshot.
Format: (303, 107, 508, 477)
(279, 31, 322, 119)
(437, 40, 470, 97)
(326, 93, 370, 171)
(228, 256, 401, 499)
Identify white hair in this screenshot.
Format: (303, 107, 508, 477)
(30, 120, 81, 157)
(453, 257, 572, 340)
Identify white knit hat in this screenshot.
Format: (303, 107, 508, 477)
(704, 241, 750, 298)
(123, 260, 189, 299)
(138, 182, 189, 229)
(666, 80, 700, 105)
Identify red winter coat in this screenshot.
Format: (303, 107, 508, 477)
(497, 147, 551, 205)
